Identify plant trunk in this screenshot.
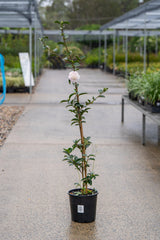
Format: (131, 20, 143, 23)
(75, 83, 87, 193)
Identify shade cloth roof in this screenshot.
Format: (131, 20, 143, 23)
(0, 0, 42, 29)
(100, 0, 160, 30)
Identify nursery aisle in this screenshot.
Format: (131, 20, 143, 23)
(0, 69, 160, 240)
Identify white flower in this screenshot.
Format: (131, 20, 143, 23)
(68, 71, 80, 83)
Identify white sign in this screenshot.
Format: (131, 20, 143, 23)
(19, 52, 34, 87)
(77, 205, 84, 214)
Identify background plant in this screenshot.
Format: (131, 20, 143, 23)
(127, 71, 160, 105)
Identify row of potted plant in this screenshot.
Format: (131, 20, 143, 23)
(127, 71, 160, 113)
(109, 62, 160, 76)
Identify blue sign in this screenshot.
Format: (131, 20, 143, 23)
(0, 54, 6, 105)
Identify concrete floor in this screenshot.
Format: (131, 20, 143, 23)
(1, 69, 160, 240)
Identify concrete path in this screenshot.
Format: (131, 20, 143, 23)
(1, 69, 160, 240)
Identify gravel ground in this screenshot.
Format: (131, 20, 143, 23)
(0, 106, 24, 148)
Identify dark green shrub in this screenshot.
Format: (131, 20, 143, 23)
(63, 46, 84, 62)
(4, 55, 21, 68)
(85, 48, 103, 67)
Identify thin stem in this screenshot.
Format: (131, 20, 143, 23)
(75, 83, 87, 192)
(60, 22, 88, 194)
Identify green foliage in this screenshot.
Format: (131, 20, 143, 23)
(63, 46, 85, 63)
(127, 73, 146, 98)
(116, 53, 143, 63)
(61, 87, 107, 127)
(0, 76, 24, 87)
(85, 48, 103, 67)
(4, 55, 21, 68)
(76, 24, 100, 30)
(82, 172, 99, 186)
(0, 34, 29, 56)
(0, 66, 23, 88)
(127, 71, 160, 105)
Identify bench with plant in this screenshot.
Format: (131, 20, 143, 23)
(127, 71, 160, 113)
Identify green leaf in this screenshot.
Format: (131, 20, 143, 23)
(103, 87, 108, 92)
(75, 56, 80, 61)
(98, 89, 103, 94)
(88, 154, 95, 157)
(63, 21, 70, 24)
(68, 92, 76, 100)
(74, 63, 80, 67)
(98, 95, 105, 98)
(80, 56, 85, 60)
(79, 92, 87, 96)
(60, 99, 68, 103)
(58, 42, 64, 45)
(66, 64, 73, 68)
(71, 118, 78, 122)
(63, 148, 73, 154)
(71, 121, 77, 126)
(54, 20, 61, 24)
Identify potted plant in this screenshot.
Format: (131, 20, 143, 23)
(142, 71, 160, 113)
(127, 71, 160, 113)
(127, 73, 146, 102)
(41, 21, 107, 223)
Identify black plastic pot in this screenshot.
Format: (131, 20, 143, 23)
(128, 91, 138, 101)
(68, 188, 98, 223)
(145, 101, 160, 113)
(138, 96, 145, 106)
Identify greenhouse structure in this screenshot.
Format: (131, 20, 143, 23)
(1, 0, 160, 89)
(0, 0, 43, 93)
(101, 0, 160, 77)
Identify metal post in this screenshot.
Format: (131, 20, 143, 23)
(144, 30, 147, 73)
(125, 26, 128, 79)
(142, 114, 146, 145)
(98, 34, 101, 68)
(117, 31, 120, 52)
(144, 15, 147, 74)
(123, 35, 125, 52)
(29, 24, 32, 95)
(113, 30, 116, 75)
(157, 126, 160, 145)
(104, 34, 107, 72)
(34, 15, 37, 80)
(121, 97, 124, 123)
(156, 35, 158, 55)
(37, 32, 40, 76)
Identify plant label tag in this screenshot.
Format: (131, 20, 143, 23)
(157, 102, 160, 106)
(77, 205, 84, 213)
